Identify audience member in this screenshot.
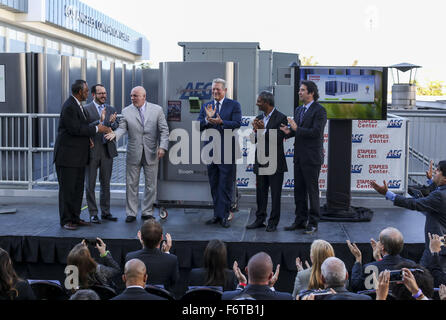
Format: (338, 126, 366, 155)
(69, 289, 100, 300)
(318, 257, 371, 300)
(347, 227, 416, 292)
(112, 259, 166, 300)
(222, 252, 292, 300)
(293, 239, 335, 298)
(125, 220, 179, 292)
(66, 238, 120, 290)
(188, 240, 238, 291)
(0, 248, 35, 300)
(440, 284, 446, 300)
(426, 233, 446, 287)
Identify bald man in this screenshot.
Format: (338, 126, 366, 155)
(222, 252, 292, 300)
(107, 87, 169, 223)
(349, 227, 416, 292)
(112, 259, 166, 300)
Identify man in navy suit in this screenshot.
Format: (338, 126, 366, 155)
(280, 80, 327, 235)
(371, 160, 446, 268)
(53, 80, 111, 230)
(198, 78, 242, 228)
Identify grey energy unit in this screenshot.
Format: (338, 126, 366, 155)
(157, 61, 238, 204)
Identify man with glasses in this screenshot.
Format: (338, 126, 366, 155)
(84, 84, 119, 224)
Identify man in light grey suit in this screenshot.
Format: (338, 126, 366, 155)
(84, 84, 119, 224)
(106, 86, 169, 223)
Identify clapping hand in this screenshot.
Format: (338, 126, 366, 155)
(428, 233, 444, 254)
(370, 180, 388, 196)
(205, 104, 217, 119)
(109, 113, 117, 124)
(287, 117, 298, 131)
(95, 238, 107, 256)
(346, 240, 362, 263)
(375, 270, 390, 300)
(370, 238, 383, 261)
(101, 108, 106, 122)
(105, 132, 116, 141)
(161, 233, 172, 253)
(233, 261, 247, 285)
(296, 257, 310, 272)
(208, 114, 223, 125)
(426, 161, 434, 180)
(269, 264, 280, 288)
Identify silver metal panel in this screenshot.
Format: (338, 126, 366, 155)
(0, 53, 27, 113)
(44, 53, 63, 114)
(272, 52, 299, 84)
(259, 50, 273, 92)
(86, 59, 98, 104)
(0, 0, 28, 13)
(101, 60, 111, 98)
(123, 64, 133, 106)
(113, 62, 123, 113)
(142, 68, 159, 104)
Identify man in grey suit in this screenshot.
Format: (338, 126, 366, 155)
(84, 84, 119, 224)
(106, 86, 169, 223)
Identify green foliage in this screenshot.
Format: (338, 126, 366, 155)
(301, 56, 319, 66)
(414, 80, 445, 96)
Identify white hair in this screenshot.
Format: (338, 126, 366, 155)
(321, 257, 347, 287)
(212, 78, 226, 89)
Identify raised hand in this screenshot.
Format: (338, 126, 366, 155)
(110, 112, 117, 124)
(370, 180, 388, 196)
(428, 233, 443, 254)
(269, 264, 280, 288)
(375, 270, 390, 300)
(287, 117, 298, 131)
(233, 261, 247, 284)
(205, 104, 217, 119)
(101, 108, 106, 122)
(370, 238, 383, 261)
(426, 160, 434, 180)
(346, 240, 362, 263)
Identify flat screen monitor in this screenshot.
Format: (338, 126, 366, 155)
(298, 66, 388, 120)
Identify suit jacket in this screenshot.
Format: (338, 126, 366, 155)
(253, 109, 288, 175)
(287, 102, 327, 166)
(394, 185, 446, 253)
(427, 253, 446, 288)
(125, 248, 179, 292)
(222, 284, 293, 300)
(84, 101, 119, 159)
(188, 268, 238, 291)
(111, 287, 166, 300)
(53, 96, 97, 167)
(322, 286, 372, 300)
(115, 102, 169, 165)
(350, 254, 416, 292)
(198, 98, 242, 164)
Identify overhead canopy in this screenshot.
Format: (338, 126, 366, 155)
(390, 63, 422, 72)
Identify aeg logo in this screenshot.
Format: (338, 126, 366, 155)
(237, 178, 250, 187)
(387, 120, 403, 128)
(242, 148, 249, 157)
(179, 82, 212, 100)
(352, 134, 364, 143)
(246, 164, 254, 172)
(387, 150, 402, 159)
(351, 165, 363, 174)
(387, 180, 402, 189)
(284, 179, 295, 188)
(285, 148, 294, 157)
(241, 118, 251, 127)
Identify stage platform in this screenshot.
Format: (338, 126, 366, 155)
(0, 196, 427, 297)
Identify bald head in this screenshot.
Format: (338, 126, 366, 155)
(131, 86, 147, 108)
(123, 259, 147, 287)
(321, 257, 347, 288)
(247, 252, 273, 285)
(379, 227, 404, 255)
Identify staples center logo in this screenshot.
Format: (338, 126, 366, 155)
(241, 118, 251, 127)
(388, 120, 403, 128)
(284, 179, 295, 188)
(285, 148, 294, 157)
(246, 164, 254, 172)
(352, 134, 364, 143)
(319, 179, 326, 189)
(357, 149, 377, 159)
(321, 164, 328, 174)
(388, 180, 402, 189)
(369, 164, 389, 174)
(352, 165, 363, 174)
(237, 178, 250, 187)
(358, 120, 378, 129)
(324, 134, 329, 144)
(387, 150, 402, 159)
(356, 179, 374, 189)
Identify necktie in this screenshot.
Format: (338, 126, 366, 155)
(138, 107, 145, 126)
(80, 104, 87, 119)
(216, 101, 221, 115)
(299, 107, 306, 126)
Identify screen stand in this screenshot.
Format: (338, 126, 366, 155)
(321, 120, 374, 221)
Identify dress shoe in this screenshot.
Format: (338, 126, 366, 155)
(126, 216, 136, 223)
(303, 225, 318, 235)
(284, 222, 307, 231)
(90, 215, 101, 224)
(246, 220, 266, 229)
(266, 225, 277, 232)
(141, 215, 155, 221)
(220, 218, 230, 229)
(77, 220, 91, 227)
(205, 217, 221, 225)
(62, 223, 78, 231)
(101, 214, 118, 222)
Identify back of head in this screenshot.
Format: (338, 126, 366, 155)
(321, 257, 347, 288)
(247, 252, 273, 285)
(67, 244, 97, 288)
(69, 289, 100, 300)
(124, 259, 147, 287)
(308, 240, 335, 289)
(379, 227, 404, 255)
(71, 80, 86, 95)
(390, 263, 434, 300)
(203, 240, 227, 286)
(0, 248, 19, 298)
(140, 220, 163, 249)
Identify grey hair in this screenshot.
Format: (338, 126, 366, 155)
(321, 257, 347, 287)
(212, 78, 226, 89)
(258, 91, 274, 107)
(69, 289, 100, 300)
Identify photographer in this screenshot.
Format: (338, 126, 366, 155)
(66, 238, 120, 290)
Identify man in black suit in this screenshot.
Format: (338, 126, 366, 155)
(281, 80, 327, 235)
(347, 227, 416, 292)
(84, 84, 119, 224)
(222, 252, 292, 300)
(246, 92, 288, 232)
(371, 160, 446, 268)
(125, 220, 179, 293)
(54, 80, 111, 230)
(112, 259, 166, 300)
(319, 257, 371, 300)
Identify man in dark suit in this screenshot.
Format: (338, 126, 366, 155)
(125, 220, 179, 293)
(84, 84, 119, 224)
(198, 78, 242, 229)
(371, 160, 446, 268)
(54, 80, 111, 230)
(280, 80, 327, 235)
(347, 227, 416, 292)
(222, 252, 292, 300)
(112, 259, 166, 300)
(246, 92, 288, 232)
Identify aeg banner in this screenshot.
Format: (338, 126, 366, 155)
(235, 117, 407, 192)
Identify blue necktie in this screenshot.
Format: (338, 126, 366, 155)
(299, 107, 306, 126)
(216, 101, 221, 115)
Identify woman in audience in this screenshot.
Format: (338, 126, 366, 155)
(66, 238, 120, 291)
(188, 240, 238, 291)
(292, 239, 335, 298)
(0, 248, 35, 300)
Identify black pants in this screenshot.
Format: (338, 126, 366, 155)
(255, 172, 284, 227)
(293, 162, 321, 227)
(56, 166, 86, 226)
(208, 164, 235, 220)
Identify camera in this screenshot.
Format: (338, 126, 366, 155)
(84, 238, 99, 246)
(389, 268, 424, 282)
(298, 289, 334, 300)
